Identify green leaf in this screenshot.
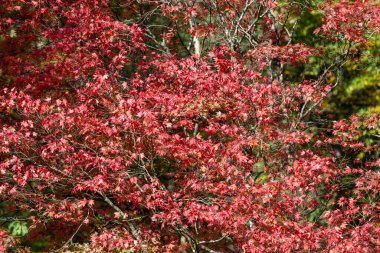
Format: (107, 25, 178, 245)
(255, 173, 269, 184)
(8, 221, 28, 236)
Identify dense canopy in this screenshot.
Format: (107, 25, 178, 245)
(0, 1, 379, 252)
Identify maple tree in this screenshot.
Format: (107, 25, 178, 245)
(0, 0, 379, 252)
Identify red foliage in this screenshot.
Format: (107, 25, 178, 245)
(0, 0, 379, 252)
(316, 0, 380, 44)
